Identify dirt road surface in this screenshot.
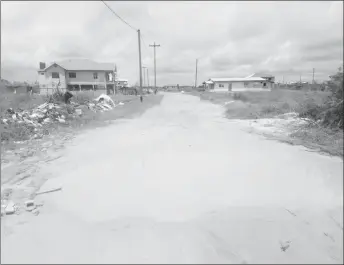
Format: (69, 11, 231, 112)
(1, 93, 343, 264)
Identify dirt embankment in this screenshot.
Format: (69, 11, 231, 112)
(1, 93, 163, 218)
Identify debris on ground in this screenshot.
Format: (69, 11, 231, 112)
(1, 94, 120, 142)
(25, 200, 35, 207)
(94, 94, 116, 107)
(280, 240, 291, 252)
(32, 208, 40, 216)
(4, 201, 16, 215)
(36, 187, 62, 196)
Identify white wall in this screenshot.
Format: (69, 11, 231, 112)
(39, 64, 67, 89)
(213, 81, 273, 92)
(66, 71, 107, 85)
(213, 81, 231, 91)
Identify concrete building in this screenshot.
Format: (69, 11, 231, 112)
(205, 73, 275, 92)
(37, 59, 115, 94)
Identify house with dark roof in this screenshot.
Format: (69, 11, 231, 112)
(37, 59, 116, 93)
(205, 73, 275, 92)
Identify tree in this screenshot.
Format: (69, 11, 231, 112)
(327, 66, 343, 100)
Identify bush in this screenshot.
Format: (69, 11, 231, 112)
(321, 67, 343, 128)
(297, 98, 325, 120)
(233, 93, 249, 102)
(296, 67, 343, 129)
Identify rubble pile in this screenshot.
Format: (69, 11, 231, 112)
(1, 94, 122, 141)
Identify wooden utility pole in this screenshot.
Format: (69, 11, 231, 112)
(147, 68, 149, 88)
(312, 68, 315, 84)
(138, 29, 143, 99)
(195, 59, 198, 88)
(149, 42, 160, 89)
(142, 66, 146, 87)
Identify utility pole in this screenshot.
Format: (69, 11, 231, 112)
(312, 68, 315, 84)
(195, 59, 198, 88)
(142, 66, 146, 87)
(149, 42, 160, 89)
(138, 29, 143, 100)
(147, 68, 149, 88)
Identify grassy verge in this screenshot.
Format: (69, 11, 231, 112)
(192, 89, 343, 157)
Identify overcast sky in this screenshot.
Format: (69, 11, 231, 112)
(1, 1, 343, 85)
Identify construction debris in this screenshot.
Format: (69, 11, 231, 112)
(4, 201, 16, 215)
(95, 94, 116, 107)
(36, 187, 62, 196)
(1, 94, 120, 142)
(25, 200, 35, 207)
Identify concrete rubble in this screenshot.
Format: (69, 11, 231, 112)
(1, 198, 45, 217)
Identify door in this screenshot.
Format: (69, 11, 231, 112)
(228, 83, 232, 91)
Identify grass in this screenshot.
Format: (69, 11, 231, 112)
(0, 93, 46, 116)
(193, 89, 342, 157)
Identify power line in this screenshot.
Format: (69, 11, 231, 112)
(101, 1, 137, 31)
(140, 34, 154, 57)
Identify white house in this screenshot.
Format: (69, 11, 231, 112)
(37, 59, 116, 94)
(205, 73, 275, 92)
(116, 78, 128, 88)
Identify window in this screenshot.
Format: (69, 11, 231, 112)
(93, 73, 98, 79)
(219, 84, 224, 88)
(69, 72, 76, 78)
(244, 82, 249, 87)
(52, 72, 59, 79)
(40, 72, 44, 75)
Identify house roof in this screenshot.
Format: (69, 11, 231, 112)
(209, 77, 266, 82)
(246, 73, 274, 78)
(42, 59, 114, 71)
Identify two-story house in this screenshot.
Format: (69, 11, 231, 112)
(37, 59, 115, 94)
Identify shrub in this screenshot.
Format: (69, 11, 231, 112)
(321, 67, 343, 128)
(233, 93, 249, 102)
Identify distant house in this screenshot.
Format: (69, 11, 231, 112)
(116, 78, 128, 88)
(37, 59, 116, 94)
(205, 73, 275, 92)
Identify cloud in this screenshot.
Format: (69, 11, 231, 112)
(1, 1, 343, 85)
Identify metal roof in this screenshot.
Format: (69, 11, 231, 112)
(43, 59, 114, 71)
(210, 77, 266, 82)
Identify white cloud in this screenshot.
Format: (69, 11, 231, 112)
(1, 1, 343, 85)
